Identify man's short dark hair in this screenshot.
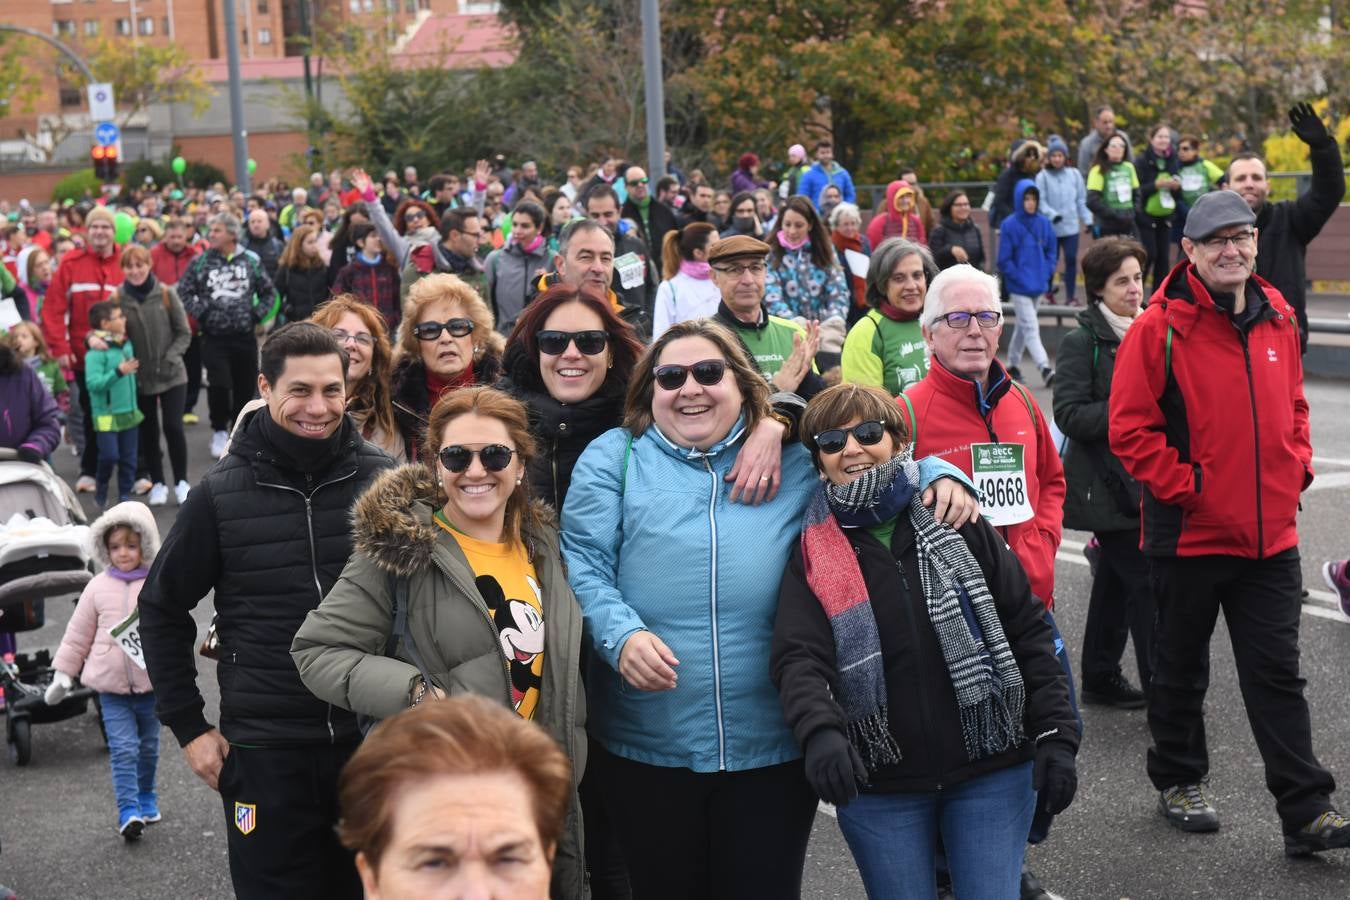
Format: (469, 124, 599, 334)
(439, 207, 479, 241)
(260, 322, 349, 387)
(89, 300, 120, 330)
(815, 139, 833, 151)
(557, 219, 613, 258)
(655, 175, 678, 196)
(428, 174, 454, 194)
(1228, 151, 1266, 174)
(1094, 105, 1114, 120)
(582, 184, 621, 211)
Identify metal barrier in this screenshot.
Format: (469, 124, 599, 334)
(1002, 303, 1350, 335)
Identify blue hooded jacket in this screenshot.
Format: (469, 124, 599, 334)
(998, 179, 1059, 297)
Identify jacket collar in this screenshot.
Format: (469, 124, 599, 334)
(1153, 260, 1284, 338)
(715, 300, 767, 331)
(1075, 301, 1121, 345)
(926, 356, 1014, 417)
(648, 413, 748, 463)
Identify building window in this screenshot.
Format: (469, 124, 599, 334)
(59, 86, 83, 107)
(115, 18, 131, 35)
(258, 28, 272, 44)
(163, 16, 172, 35)
(405, 0, 417, 11)
(257, 0, 269, 12)
(83, 19, 100, 36)
(363, 0, 374, 11)
(349, 0, 359, 11)
(52, 19, 76, 36)
(138, 17, 154, 35)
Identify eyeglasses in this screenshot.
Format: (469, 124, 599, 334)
(814, 421, 889, 455)
(711, 261, 767, 278)
(414, 318, 475, 341)
(404, 210, 427, 221)
(331, 328, 374, 347)
(627, 177, 650, 187)
(934, 310, 1001, 329)
(1198, 230, 1256, 251)
(537, 330, 609, 356)
(438, 444, 517, 473)
(653, 359, 726, 391)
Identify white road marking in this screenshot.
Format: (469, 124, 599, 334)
(818, 801, 836, 818)
(1306, 472, 1350, 492)
(1312, 456, 1350, 468)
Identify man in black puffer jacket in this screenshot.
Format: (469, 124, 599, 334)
(140, 324, 393, 899)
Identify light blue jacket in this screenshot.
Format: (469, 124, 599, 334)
(1035, 165, 1093, 237)
(561, 419, 966, 772)
(796, 161, 857, 208)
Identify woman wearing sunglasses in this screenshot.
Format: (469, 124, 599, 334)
(293, 385, 588, 899)
(309, 295, 404, 460)
(561, 320, 981, 898)
(771, 383, 1078, 900)
(391, 273, 504, 462)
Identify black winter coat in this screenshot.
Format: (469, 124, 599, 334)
(139, 410, 395, 747)
(1254, 137, 1345, 351)
(276, 263, 330, 322)
(244, 233, 285, 282)
(771, 513, 1077, 794)
(391, 353, 503, 464)
(495, 341, 624, 511)
(928, 217, 987, 271)
(1052, 303, 1140, 533)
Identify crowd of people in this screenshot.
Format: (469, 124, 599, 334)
(1, 96, 1348, 900)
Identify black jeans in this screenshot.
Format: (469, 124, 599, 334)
(580, 737, 631, 899)
(203, 332, 258, 433)
(137, 384, 188, 485)
(594, 745, 818, 900)
(217, 743, 362, 900)
(1141, 216, 1173, 289)
(183, 332, 203, 413)
(1081, 529, 1155, 692)
(74, 370, 100, 478)
(1145, 549, 1335, 832)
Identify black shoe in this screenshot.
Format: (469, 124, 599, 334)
(1007, 365, 1024, 383)
(1040, 366, 1055, 386)
(1285, 810, 1350, 856)
(1081, 672, 1146, 709)
(1020, 865, 1050, 899)
(1159, 784, 1220, 832)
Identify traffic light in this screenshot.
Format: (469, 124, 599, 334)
(91, 145, 119, 182)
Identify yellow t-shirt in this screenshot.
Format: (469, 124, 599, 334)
(436, 515, 546, 720)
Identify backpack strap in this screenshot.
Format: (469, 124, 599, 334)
(897, 393, 918, 444)
(1009, 381, 1039, 431)
(1165, 324, 1174, 381)
(385, 571, 434, 688)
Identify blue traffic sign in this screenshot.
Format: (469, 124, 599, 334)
(94, 122, 120, 147)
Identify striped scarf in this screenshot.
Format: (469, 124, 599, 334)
(801, 452, 1025, 768)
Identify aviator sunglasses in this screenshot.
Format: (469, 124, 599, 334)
(537, 330, 609, 356)
(814, 420, 889, 455)
(653, 359, 726, 391)
(438, 444, 517, 473)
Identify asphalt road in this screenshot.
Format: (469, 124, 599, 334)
(1, 374, 1347, 900)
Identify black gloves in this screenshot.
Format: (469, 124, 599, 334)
(1033, 738, 1078, 816)
(803, 729, 867, 808)
(16, 446, 43, 465)
(1289, 101, 1331, 147)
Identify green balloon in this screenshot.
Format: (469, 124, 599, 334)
(113, 211, 136, 245)
(247, 158, 257, 175)
(171, 156, 187, 175)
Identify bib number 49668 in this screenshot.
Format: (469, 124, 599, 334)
(971, 443, 1034, 527)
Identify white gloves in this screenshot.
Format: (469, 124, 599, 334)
(44, 671, 74, 705)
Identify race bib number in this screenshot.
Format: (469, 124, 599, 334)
(971, 443, 1033, 527)
(1114, 182, 1131, 204)
(1159, 190, 1176, 210)
(109, 609, 147, 670)
(1180, 171, 1204, 192)
(614, 252, 646, 291)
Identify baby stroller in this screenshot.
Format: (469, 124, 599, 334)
(0, 448, 99, 765)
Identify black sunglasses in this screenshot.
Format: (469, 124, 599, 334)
(404, 210, 427, 220)
(814, 421, 888, 455)
(653, 359, 726, 392)
(438, 444, 517, 473)
(414, 318, 474, 341)
(537, 330, 609, 356)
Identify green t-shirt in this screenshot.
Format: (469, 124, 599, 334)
(1087, 162, 1139, 211)
(864, 518, 897, 552)
(1177, 158, 1226, 207)
(731, 314, 809, 380)
(841, 309, 929, 396)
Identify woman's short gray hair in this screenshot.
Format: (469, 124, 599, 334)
(866, 238, 937, 309)
(828, 202, 862, 228)
(922, 264, 1001, 330)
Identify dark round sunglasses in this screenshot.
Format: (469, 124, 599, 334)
(814, 420, 888, 455)
(653, 359, 726, 392)
(438, 444, 517, 473)
(414, 318, 474, 341)
(537, 330, 609, 356)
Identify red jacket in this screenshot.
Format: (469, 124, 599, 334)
(42, 246, 123, 371)
(901, 358, 1065, 609)
(1108, 262, 1310, 559)
(150, 242, 201, 286)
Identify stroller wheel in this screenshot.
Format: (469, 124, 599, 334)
(8, 717, 31, 766)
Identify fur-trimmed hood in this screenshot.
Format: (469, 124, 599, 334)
(88, 501, 161, 568)
(351, 462, 556, 577)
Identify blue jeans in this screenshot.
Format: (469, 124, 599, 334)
(1056, 233, 1080, 302)
(837, 762, 1035, 900)
(99, 691, 160, 823)
(95, 427, 139, 504)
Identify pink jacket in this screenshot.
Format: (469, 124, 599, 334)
(51, 502, 160, 695)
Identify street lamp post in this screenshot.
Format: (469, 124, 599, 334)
(222, 0, 251, 192)
(640, 0, 666, 179)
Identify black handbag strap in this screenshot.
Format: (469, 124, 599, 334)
(386, 572, 434, 688)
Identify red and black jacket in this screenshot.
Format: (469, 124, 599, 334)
(1108, 261, 1311, 559)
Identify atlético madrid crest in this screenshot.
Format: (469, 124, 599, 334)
(234, 802, 257, 836)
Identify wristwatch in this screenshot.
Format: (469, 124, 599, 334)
(766, 410, 794, 441)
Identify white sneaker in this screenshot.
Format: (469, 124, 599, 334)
(148, 483, 168, 506)
(132, 477, 154, 496)
(174, 480, 191, 504)
(75, 475, 97, 493)
(210, 430, 229, 458)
